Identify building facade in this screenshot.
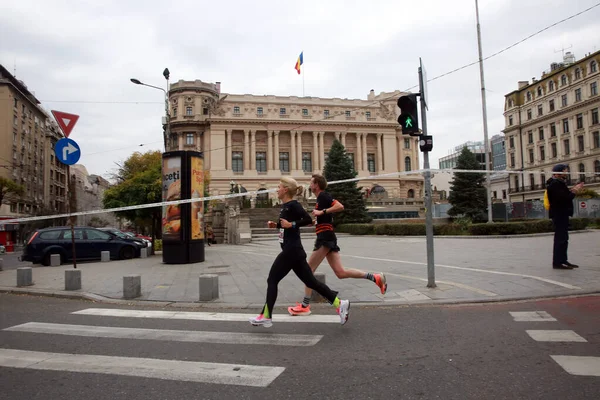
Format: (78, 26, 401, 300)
(166, 80, 424, 200)
(503, 50, 600, 202)
(490, 134, 509, 202)
(438, 140, 487, 170)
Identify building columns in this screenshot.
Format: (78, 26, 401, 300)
(267, 130, 273, 172)
(250, 130, 256, 171)
(244, 129, 250, 171)
(356, 132, 363, 172)
(377, 133, 383, 172)
(226, 129, 232, 170)
(313, 132, 319, 171)
(273, 131, 280, 171)
(319, 132, 325, 172)
(362, 133, 368, 172)
(296, 131, 303, 172)
(341, 132, 347, 148)
(290, 131, 297, 171)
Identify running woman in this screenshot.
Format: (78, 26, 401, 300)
(288, 174, 387, 316)
(250, 177, 350, 328)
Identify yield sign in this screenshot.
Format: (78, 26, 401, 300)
(51, 110, 79, 138)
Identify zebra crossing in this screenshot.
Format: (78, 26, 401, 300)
(510, 310, 600, 377)
(0, 308, 340, 387)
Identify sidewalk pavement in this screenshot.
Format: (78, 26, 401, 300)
(1, 231, 599, 309)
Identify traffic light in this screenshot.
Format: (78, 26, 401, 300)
(397, 94, 420, 136)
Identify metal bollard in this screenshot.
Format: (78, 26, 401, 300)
(199, 274, 219, 301)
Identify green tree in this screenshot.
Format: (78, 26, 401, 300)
(323, 140, 371, 225)
(0, 177, 24, 207)
(447, 147, 487, 221)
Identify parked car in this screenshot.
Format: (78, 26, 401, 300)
(99, 228, 150, 248)
(20, 226, 144, 266)
(124, 232, 152, 247)
(0, 244, 5, 254)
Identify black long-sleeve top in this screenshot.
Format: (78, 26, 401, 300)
(546, 178, 575, 218)
(276, 200, 312, 250)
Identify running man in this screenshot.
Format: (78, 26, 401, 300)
(250, 177, 350, 328)
(288, 174, 387, 316)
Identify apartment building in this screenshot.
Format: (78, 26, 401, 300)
(503, 50, 600, 201)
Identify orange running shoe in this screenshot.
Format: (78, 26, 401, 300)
(374, 273, 387, 295)
(288, 302, 312, 316)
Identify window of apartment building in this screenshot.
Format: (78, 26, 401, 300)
(592, 82, 598, 96)
(526, 92, 532, 101)
(551, 142, 557, 158)
(171, 136, 178, 149)
(493, 191, 497, 199)
(368, 153, 376, 172)
(537, 87, 542, 96)
(594, 131, 600, 148)
(279, 152, 289, 172)
(540, 173, 546, 184)
(302, 152, 312, 172)
(561, 94, 568, 107)
(528, 131, 533, 144)
(527, 109, 532, 120)
(404, 156, 411, 172)
(578, 136, 584, 152)
(514, 176, 519, 191)
(530, 174, 535, 190)
(575, 88, 582, 102)
(549, 99, 555, 112)
(508, 99, 513, 107)
(539, 127, 544, 140)
(172, 107, 177, 117)
(324, 110, 330, 117)
(564, 139, 570, 155)
(203, 107, 208, 115)
(233, 106, 240, 114)
(508, 115, 513, 126)
(529, 149, 534, 164)
(256, 152, 267, 172)
(510, 153, 515, 167)
(563, 119, 569, 134)
(186, 107, 193, 116)
(576, 113, 583, 130)
(404, 138, 410, 149)
(575, 68, 581, 79)
(509, 136, 515, 148)
(592, 60, 598, 73)
(561, 75, 567, 86)
(186, 133, 194, 145)
(13, 115, 18, 126)
(593, 108, 599, 125)
(549, 80, 555, 91)
(345, 111, 351, 117)
(537, 104, 543, 116)
(502, 190, 507, 200)
(232, 151, 243, 172)
(347, 153, 355, 168)
(579, 163, 586, 181)
(366, 111, 371, 119)
(596, 160, 600, 173)
(302, 108, 308, 116)
(551, 123, 557, 137)
(540, 145, 545, 161)
(280, 108, 286, 115)
(257, 107, 263, 115)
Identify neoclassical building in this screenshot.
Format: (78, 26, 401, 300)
(167, 80, 424, 200)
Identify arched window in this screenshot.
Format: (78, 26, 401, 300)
(257, 188, 268, 201)
(407, 189, 415, 198)
(575, 68, 581, 79)
(549, 81, 555, 91)
(404, 156, 412, 172)
(561, 75, 567, 86)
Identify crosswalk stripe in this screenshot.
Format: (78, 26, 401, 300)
(525, 330, 587, 343)
(0, 348, 284, 387)
(72, 308, 341, 323)
(550, 355, 600, 377)
(4, 322, 323, 346)
(509, 311, 557, 322)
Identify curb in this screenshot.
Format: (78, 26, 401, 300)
(340, 229, 597, 240)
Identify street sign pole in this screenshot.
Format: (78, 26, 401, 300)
(419, 60, 436, 288)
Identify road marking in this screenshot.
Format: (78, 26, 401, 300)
(346, 255, 581, 290)
(550, 355, 600, 377)
(0, 348, 284, 387)
(509, 311, 557, 322)
(526, 330, 587, 342)
(4, 322, 323, 346)
(72, 308, 341, 323)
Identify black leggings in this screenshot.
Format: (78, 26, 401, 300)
(262, 249, 339, 318)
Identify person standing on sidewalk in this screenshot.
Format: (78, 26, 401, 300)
(249, 177, 350, 328)
(288, 174, 386, 316)
(546, 164, 584, 269)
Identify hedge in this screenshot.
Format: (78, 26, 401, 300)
(337, 218, 593, 236)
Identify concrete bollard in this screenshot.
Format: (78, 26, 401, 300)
(123, 275, 141, 299)
(199, 274, 219, 301)
(310, 272, 327, 303)
(17, 267, 33, 287)
(140, 247, 147, 258)
(50, 254, 61, 267)
(101, 251, 110, 262)
(65, 269, 81, 290)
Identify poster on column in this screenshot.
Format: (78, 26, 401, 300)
(190, 156, 204, 240)
(162, 156, 182, 240)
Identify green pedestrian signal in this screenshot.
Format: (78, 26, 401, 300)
(397, 94, 420, 136)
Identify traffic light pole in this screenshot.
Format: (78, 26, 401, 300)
(419, 66, 436, 288)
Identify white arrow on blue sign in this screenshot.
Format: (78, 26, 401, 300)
(55, 138, 81, 165)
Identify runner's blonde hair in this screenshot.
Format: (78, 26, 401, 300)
(280, 177, 304, 197)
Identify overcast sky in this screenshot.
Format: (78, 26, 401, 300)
(1, 0, 599, 178)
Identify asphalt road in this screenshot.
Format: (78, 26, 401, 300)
(0, 293, 598, 400)
(0, 252, 30, 271)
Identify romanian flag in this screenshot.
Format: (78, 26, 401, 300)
(294, 52, 303, 74)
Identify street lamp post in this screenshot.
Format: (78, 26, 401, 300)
(130, 68, 171, 151)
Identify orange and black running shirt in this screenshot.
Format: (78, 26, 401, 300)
(315, 192, 339, 234)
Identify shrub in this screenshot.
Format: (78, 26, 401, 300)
(336, 224, 374, 235)
(569, 218, 590, 231)
(154, 239, 163, 251)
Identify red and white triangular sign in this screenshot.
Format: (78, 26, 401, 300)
(51, 110, 79, 138)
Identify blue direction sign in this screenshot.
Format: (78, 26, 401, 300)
(55, 138, 81, 165)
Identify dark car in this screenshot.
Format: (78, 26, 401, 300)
(99, 228, 150, 248)
(20, 226, 144, 266)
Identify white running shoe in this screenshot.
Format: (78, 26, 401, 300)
(337, 300, 350, 325)
(249, 314, 273, 328)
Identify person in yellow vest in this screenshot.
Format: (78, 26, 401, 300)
(545, 164, 584, 269)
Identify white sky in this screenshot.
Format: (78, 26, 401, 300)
(1, 0, 599, 177)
